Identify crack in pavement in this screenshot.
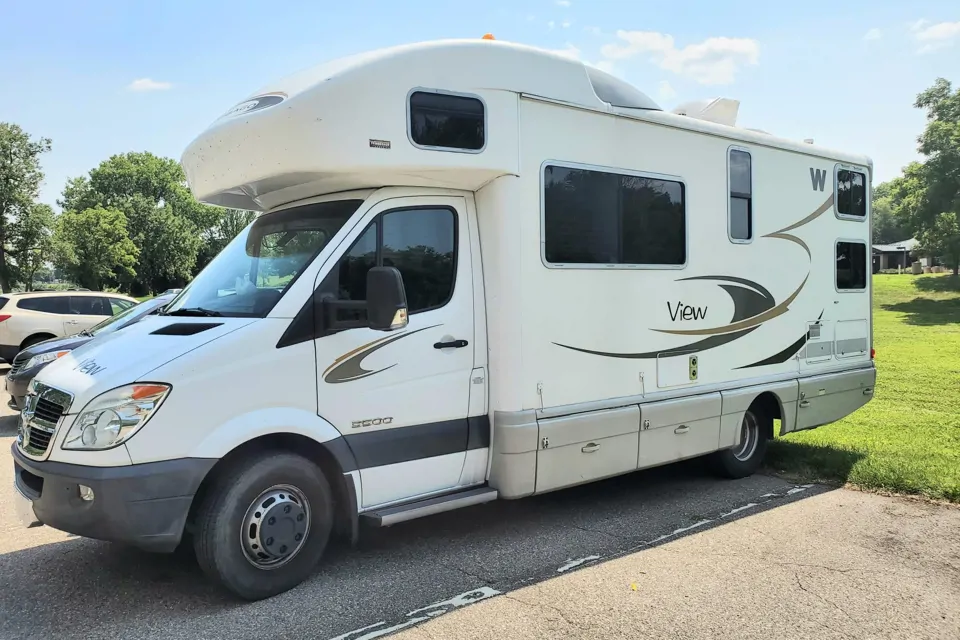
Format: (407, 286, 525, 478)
(793, 571, 858, 626)
(501, 594, 594, 632)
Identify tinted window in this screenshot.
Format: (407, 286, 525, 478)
(837, 242, 867, 290)
(382, 208, 456, 312)
(71, 296, 112, 316)
(729, 149, 752, 241)
(0, 297, 7, 311)
(837, 169, 866, 218)
(543, 165, 685, 266)
(18, 296, 70, 314)
(409, 91, 484, 151)
(323, 207, 457, 315)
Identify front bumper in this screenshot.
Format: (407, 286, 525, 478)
(5, 373, 29, 410)
(11, 444, 216, 552)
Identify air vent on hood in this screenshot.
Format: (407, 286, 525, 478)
(151, 322, 223, 336)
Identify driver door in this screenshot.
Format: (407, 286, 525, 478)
(313, 196, 475, 508)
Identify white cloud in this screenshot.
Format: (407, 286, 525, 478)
(562, 20, 572, 29)
(658, 80, 677, 100)
(547, 20, 556, 30)
(127, 78, 173, 92)
(556, 0, 571, 6)
(863, 28, 882, 41)
(584, 25, 602, 36)
(911, 20, 960, 53)
(600, 31, 759, 85)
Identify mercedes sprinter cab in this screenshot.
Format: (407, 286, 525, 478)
(11, 38, 876, 600)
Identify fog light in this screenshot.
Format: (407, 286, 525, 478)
(78, 485, 95, 502)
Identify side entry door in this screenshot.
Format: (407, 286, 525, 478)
(314, 196, 475, 508)
(64, 296, 113, 334)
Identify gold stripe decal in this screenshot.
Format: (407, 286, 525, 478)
(323, 325, 442, 384)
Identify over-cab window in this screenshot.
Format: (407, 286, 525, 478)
(409, 91, 485, 152)
(836, 169, 867, 219)
(728, 149, 752, 241)
(543, 164, 686, 267)
(325, 207, 457, 317)
(836, 241, 867, 291)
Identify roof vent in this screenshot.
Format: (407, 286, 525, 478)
(671, 98, 739, 126)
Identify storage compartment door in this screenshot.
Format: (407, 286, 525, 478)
(638, 392, 722, 469)
(535, 405, 640, 494)
(795, 368, 875, 431)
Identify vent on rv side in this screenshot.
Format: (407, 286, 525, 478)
(151, 322, 223, 336)
(671, 98, 739, 126)
(409, 90, 485, 151)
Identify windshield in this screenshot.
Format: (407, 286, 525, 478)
(164, 199, 363, 318)
(86, 296, 170, 336)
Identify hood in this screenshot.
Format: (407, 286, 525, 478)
(33, 314, 256, 411)
(19, 335, 92, 360)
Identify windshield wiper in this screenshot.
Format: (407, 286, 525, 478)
(165, 307, 223, 317)
(78, 329, 93, 337)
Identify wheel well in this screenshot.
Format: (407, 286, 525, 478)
(187, 433, 356, 544)
(749, 392, 782, 440)
(20, 333, 56, 351)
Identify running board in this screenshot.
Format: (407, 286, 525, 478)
(362, 487, 498, 527)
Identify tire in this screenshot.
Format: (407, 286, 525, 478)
(710, 407, 769, 479)
(20, 334, 54, 350)
(192, 452, 334, 600)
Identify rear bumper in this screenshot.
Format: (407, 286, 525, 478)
(12, 444, 216, 552)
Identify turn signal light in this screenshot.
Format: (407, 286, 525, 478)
(871, 348, 875, 359)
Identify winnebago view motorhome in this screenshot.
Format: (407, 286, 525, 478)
(13, 38, 875, 600)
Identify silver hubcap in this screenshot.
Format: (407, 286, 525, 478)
(241, 484, 311, 569)
(733, 411, 760, 462)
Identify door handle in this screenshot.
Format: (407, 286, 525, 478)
(581, 442, 600, 453)
(863, 387, 873, 396)
(66, 320, 79, 325)
(799, 400, 811, 408)
(674, 425, 690, 435)
(434, 339, 469, 349)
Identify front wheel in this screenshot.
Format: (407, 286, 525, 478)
(710, 408, 769, 479)
(192, 452, 334, 600)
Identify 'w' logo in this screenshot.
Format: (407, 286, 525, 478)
(809, 168, 827, 192)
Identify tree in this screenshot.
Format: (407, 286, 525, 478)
(195, 208, 257, 272)
(52, 207, 138, 290)
(9, 203, 54, 291)
(871, 192, 912, 244)
(60, 151, 250, 293)
(909, 79, 960, 274)
(0, 123, 51, 292)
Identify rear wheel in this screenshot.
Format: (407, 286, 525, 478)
(192, 452, 334, 600)
(20, 334, 55, 351)
(710, 407, 769, 479)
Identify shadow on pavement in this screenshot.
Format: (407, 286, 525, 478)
(0, 457, 827, 640)
(0, 415, 18, 437)
(766, 439, 866, 485)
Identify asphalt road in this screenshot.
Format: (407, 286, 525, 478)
(0, 366, 820, 640)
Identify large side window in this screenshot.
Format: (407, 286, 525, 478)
(17, 296, 70, 314)
(322, 207, 457, 318)
(836, 241, 867, 290)
(409, 91, 485, 152)
(836, 168, 867, 219)
(543, 164, 685, 266)
(71, 296, 112, 316)
(729, 149, 752, 241)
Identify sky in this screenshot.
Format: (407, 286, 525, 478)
(2, 0, 958, 209)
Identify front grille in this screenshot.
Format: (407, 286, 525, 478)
(34, 397, 65, 424)
(8, 353, 28, 376)
(24, 424, 54, 455)
(17, 382, 73, 458)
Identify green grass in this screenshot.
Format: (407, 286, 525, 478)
(767, 273, 960, 502)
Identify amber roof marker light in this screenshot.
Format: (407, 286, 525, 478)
(482, 33, 496, 40)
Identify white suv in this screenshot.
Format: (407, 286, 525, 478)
(0, 290, 138, 363)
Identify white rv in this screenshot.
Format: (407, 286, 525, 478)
(12, 38, 875, 600)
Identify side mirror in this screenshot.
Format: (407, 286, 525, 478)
(366, 266, 409, 331)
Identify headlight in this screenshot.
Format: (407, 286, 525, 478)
(24, 350, 71, 370)
(62, 383, 171, 450)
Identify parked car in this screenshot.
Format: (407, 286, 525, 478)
(0, 290, 138, 364)
(161, 288, 183, 295)
(4, 294, 175, 410)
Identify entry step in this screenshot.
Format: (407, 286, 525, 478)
(362, 486, 498, 527)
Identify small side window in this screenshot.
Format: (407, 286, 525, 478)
(409, 91, 485, 152)
(729, 149, 752, 241)
(17, 296, 70, 314)
(836, 169, 867, 218)
(836, 241, 867, 290)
